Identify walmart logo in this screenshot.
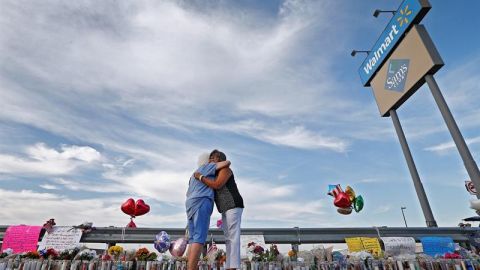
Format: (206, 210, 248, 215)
(385, 59, 410, 92)
(397, 5, 413, 27)
(358, 0, 427, 86)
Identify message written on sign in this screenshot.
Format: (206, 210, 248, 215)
(1, 225, 43, 253)
(381, 237, 416, 256)
(420, 237, 455, 257)
(37, 226, 83, 252)
(345, 237, 382, 255)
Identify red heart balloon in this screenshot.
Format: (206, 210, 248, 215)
(135, 199, 150, 216)
(334, 192, 352, 208)
(121, 198, 136, 216)
(127, 219, 137, 228)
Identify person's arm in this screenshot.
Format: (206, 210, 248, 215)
(215, 160, 231, 170)
(194, 167, 232, 189)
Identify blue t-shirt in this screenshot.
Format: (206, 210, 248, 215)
(185, 162, 216, 219)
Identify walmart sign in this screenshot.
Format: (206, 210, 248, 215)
(358, 0, 431, 86)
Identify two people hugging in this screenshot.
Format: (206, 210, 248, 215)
(185, 150, 244, 270)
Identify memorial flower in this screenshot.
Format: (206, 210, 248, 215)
(108, 245, 124, 260)
(135, 247, 157, 261)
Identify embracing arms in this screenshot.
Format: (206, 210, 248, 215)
(194, 167, 232, 190)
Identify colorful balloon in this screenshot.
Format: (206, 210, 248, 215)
(169, 237, 188, 257)
(121, 198, 136, 216)
(135, 199, 150, 216)
(345, 186, 356, 201)
(328, 184, 364, 215)
(154, 231, 171, 253)
(337, 207, 352, 215)
(354, 195, 364, 213)
(334, 192, 352, 208)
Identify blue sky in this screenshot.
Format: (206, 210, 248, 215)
(0, 0, 479, 229)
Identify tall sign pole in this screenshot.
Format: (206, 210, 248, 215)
(355, 0, 480, 222)
(425, 75, 480, 199)
(355, 0, 439, 227)
(390, 109, 437, 226)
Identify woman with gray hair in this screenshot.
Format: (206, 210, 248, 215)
(194, 150, 244, 270)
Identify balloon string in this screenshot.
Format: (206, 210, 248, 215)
(121, 226, 126, 242)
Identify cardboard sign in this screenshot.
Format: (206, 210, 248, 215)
(421, 237, 455, 257)
(345, 237, 364, 252)
(37, 226, 82, 251)
(381, 237, 416, 256)
(345, 237, 382, 255)
(240, 234, 265, 257)
(361, 237, 382, 255)
(1, 225, 43, 253)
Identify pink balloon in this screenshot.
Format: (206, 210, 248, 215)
(169, 237, 188, 257)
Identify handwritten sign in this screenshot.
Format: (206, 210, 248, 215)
(240, 234, 265, 257)
(381, 237, 416, 256)
(361, 237, 382, 255)
(38, 226, 82, 251)
(345, 237, 364, 252)
(345, 237, 382, 255)
(421, 237, 455, 257)
(1, 225, 42, 253)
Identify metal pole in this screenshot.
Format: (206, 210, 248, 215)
(401, 207, 408, 227)
(390, 109, 438, 227)
(425, 74, 480, 199)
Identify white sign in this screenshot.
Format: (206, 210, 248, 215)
(38, 226, 83, 251)
(381, 237, 416, 256)
(240, 234, 265, 258)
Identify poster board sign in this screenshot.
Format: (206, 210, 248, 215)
(420, 237, 455, 257)
(37, 226, 82, 251)
(345, 237, 382, 255)
(240, 234, 265, 258)
(381, 237, 416, 256)
(370, 24, 444, 117)
(345, 237, 364, 252)
(1, 225, 43, 253)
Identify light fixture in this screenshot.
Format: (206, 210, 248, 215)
(373, 9, 396, 18)
(351, 50, 371, 57)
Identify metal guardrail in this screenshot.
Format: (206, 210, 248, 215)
(1, 226, 479, 245)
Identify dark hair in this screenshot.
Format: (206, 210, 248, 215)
(209, 149, 227, 161)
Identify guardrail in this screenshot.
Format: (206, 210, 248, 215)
(1, 226, 479, 245)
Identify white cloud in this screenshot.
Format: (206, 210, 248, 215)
(0, 143, 101, 175)
(39, 184, 58, 190)
(424, 136, 480, 153)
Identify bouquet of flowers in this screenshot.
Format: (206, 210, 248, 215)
(287, 249, 298, 261)
(20, 251, 41, 259)
(264, 244, 281, 262)
(108, 245, 124, 260)
(247, 242, 265, 262)
(134, 248, 157, 261)
(215, 249, 226, 265)
(58, 247, 80, 260)
(0, 248, 13, 259)
(39, 248, 59, 260)
(75, 249, 97, 261)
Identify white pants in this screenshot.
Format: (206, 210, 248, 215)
(222, 208, 243, 269)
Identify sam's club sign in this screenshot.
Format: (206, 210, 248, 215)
(358, 0, 430, 86)
(385, 59, 409, 92)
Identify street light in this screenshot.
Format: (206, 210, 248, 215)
(401, 207, 408, 227)
(350, 50, 371, 57)
(373, 9, 396, 18)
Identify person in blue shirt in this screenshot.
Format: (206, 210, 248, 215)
(186, 153, 230, 270)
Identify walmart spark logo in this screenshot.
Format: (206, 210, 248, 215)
(397, 5, 413, 27)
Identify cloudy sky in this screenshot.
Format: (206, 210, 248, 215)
(1, 0, 479, 230)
